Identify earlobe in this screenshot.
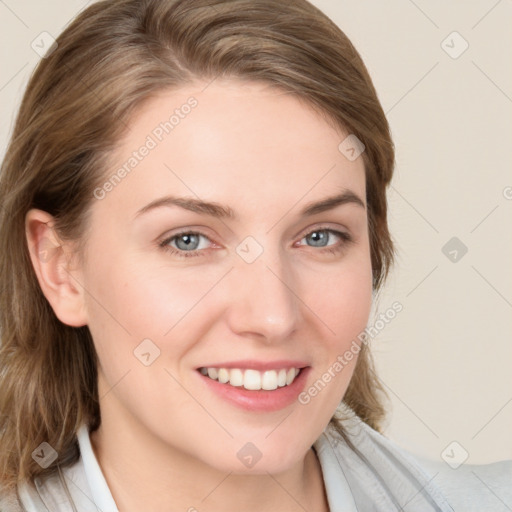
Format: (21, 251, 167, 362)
(25, 208, 88, 327)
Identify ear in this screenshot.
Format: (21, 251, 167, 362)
(25, 208, 88, 327)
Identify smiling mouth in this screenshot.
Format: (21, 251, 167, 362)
(198, 367, 302, 391)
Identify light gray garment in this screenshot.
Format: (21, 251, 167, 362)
(1, 405, 509, 511)
(415, 455, 512, 512)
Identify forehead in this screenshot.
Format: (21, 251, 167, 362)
(96, 79, 366, 221)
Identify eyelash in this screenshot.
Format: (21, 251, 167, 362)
(158, 227, 353, 259)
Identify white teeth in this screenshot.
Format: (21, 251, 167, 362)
(286, 368, 296, 385)
(229, 368, 244, 387)
(199, 367, 302, 390)
(217, 368, 230, 383)
(262, 370, 278, 390)
(243, 369, 261, 390)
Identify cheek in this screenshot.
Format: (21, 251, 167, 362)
(301, 253, 373, 347)
(321, 272, 372, 333)
(83, 253, 226, 368)
(85, 238, 373, 376)
(81, 235, 375, 473)
(83, 258, 220, 423)
(295, 251, 373, 399)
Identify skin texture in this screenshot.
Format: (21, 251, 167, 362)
(26, 79, 373, 512)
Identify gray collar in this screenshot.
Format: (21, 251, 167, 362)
(17, 404, 453, 512)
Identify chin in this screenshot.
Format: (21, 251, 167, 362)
(204, 437, 310, 476)
(216, 454, 303, 476)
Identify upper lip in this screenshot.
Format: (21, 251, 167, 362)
(197, 360, 309, 371)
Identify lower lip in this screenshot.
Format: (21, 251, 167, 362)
(197, 368, 311, 412)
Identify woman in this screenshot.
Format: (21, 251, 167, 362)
(0, 0, 468, 510)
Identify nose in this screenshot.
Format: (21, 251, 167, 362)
(225, 252, 300, 343)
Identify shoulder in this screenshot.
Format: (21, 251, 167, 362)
(317, 404, 454, 511)
(413, 454, 512, 512)
(15, 464, 87, 512)
(321, 404, 512, 512)
(0, 483, 24, 512)
(9, 461, 87, 512)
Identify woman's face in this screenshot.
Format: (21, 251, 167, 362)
(80, 79, 372, 473)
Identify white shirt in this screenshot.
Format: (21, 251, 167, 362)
(9, 404, 512, 511)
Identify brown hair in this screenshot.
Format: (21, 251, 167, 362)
(0, 0, 394, 490)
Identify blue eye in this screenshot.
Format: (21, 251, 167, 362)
(160, 231, 212, 257)
(159, 227, 352, 259)
(304, 230, 333, 247)
(174, 233, 201, 251)
(299, 228, 351, 250)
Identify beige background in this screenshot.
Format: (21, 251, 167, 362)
(1, 1, 511, 465)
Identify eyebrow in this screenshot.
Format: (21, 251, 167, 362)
(133, 189, 365, 220)
(300, 190, 365, 216)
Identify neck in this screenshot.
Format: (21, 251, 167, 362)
(88, 365, 331, 512)
(90, 418, 328, 512)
